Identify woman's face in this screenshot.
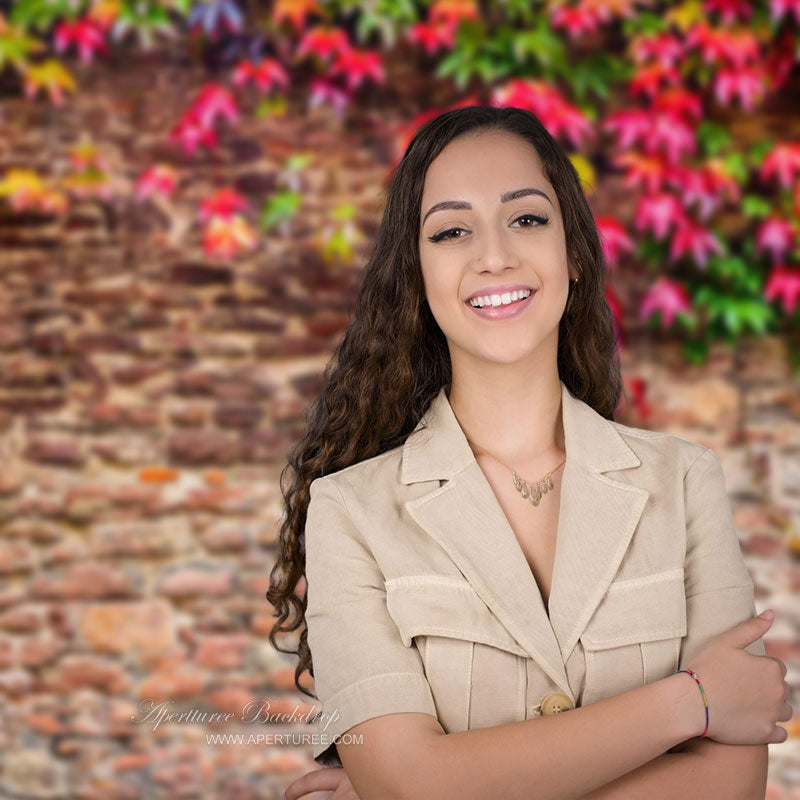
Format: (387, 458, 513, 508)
(418, 129, 574, 367)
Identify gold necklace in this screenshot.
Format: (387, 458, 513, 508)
(467, 439, 566, 507)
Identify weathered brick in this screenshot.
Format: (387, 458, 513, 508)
(200, 523, 249, 552)
(24, 437, 86, 466)
(168, 430, 241, 465)
(30, 562, 141, 600)
(0, 638, 14, 670)
(0, 542, 36, 574)
(49, 654, 131, 695)
(0, 606, 43, 633)
(158, 566, 234, 598)
(0, 749, 68, 797)
(206, 687, 254, 715)
(80, 601, 175, 657)
(90, 522, 180, 558)
(0, 669, 33, 697)
(20, 639, 64, 668)
(194, 633, 249, 670)
(136, 670, 206, 702)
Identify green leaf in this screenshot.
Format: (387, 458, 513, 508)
(729, 299, 776, 336)
(255, 95, 287, 119)
(722, 151, 748, 185)
(508, 18, 567, 71)
(112, 1, 176, 50)
(696, 285, 776, 336)
(332, 202, 356, 222)
(284, 153, 314, 172)
(502, 0, 543, 23)
(10, 0, 84, 30)
(634, 233, 667, 265)
(435, 22, 483, 88)
(170, 0, 195, 15)
(674, 309, 698, 332)
(0, 24, 44, 69)
(748, 138, 774, 169)
(567, 51, 632, 104)
(741, 194, 772, 218)
(696, 121, 731, 157)
(259, 190, 302, 231)
(682, 338, 709, 365)
(621, 10, 667, 36)
(706, 254, 762, 293)
(322, 228, 354, 262)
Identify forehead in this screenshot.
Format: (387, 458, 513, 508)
(421, 130, 552, 202)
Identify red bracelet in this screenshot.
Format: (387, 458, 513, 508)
(675, 667, 709, 738)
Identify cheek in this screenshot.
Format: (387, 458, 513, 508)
(421, 265, 459, 314)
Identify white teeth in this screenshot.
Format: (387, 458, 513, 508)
(469, 289, 532, 308)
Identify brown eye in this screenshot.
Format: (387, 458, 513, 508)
(513, 214, 549, 228)
(426, 213, 549, 244)
(428, 227, 467, 243)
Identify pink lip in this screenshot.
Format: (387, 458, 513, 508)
(466, 289, 536, 320)
(465, 283, 534, 302)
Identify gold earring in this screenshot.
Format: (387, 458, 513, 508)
(566, 276, 579, 311)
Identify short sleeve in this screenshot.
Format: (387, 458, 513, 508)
(304, 476, 437, 767)
(678, 447, 765, 671)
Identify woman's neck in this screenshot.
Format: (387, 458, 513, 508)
(447, 373, 565, 471)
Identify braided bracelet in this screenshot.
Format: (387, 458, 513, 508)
(675, 667, 709, 738)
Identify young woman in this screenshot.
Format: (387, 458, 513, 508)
(269, 105, 791, 800)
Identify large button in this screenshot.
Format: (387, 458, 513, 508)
(540, 692, 574, 715)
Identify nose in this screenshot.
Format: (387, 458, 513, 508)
(474, 228, 521, 273)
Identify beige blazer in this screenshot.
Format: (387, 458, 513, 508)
(304, 380, 764, 767)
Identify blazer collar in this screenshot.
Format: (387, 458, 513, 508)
(400, 380, 649, 701)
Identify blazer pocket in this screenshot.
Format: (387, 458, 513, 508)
(385, 576, 528, 733)
(580, 568, 687, 706)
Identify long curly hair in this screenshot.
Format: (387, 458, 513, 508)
(266, 104, 623, 700)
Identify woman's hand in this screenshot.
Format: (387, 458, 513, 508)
(283, 766, 361, 800)
(686, 610, 792, 745)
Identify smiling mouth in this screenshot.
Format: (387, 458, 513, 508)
(466, 288, 534, 308)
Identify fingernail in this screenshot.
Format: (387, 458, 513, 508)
(759, 609, 774, 620)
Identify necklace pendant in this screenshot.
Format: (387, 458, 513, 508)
(489, 454, 564, 510)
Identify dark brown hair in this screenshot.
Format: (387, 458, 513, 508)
(266, 104, 622, 699)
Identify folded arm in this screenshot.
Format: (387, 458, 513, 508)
(579, 447, 771, 800)
(577, 739, 768, 799)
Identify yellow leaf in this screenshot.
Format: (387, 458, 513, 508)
(569, 153, 596, 194)
(0, 168, 45, 196)
(665, 0, 705, 32)
(23, 59, 77, 104)
(88, 0, 122, 26)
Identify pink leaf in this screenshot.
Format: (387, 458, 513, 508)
(640, 277, 692, 328)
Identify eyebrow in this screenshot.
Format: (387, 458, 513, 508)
(422, 187, 553, 226)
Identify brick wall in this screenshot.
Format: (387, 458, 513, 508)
(0, 55, 798, 798)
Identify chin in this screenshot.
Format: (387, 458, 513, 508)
(476, 343, 540, 365)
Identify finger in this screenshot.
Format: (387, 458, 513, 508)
(284, 768, 341, 799)
(284, 768, 344, 800)
(768, 656, 788, 678)
(331, 787, 360, 800)
(769, 724, 788, 744)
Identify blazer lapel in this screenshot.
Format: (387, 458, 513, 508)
(401, 380, 650, 700)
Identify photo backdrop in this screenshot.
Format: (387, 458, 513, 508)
(0, 0, 798, 796)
